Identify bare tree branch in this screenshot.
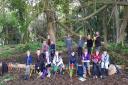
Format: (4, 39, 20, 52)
(69, 5, 107, 22)
(57, 22, 80, 37)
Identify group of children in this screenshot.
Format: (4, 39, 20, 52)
(25, 32, 110, 80)
(65, 32, 110, 79)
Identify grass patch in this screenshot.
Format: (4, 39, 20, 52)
(0, 74, 14, 85)
(0, 42, 41, 59)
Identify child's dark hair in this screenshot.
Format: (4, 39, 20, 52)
(37, 48, 40, 50)
(58, 52, 61, 56)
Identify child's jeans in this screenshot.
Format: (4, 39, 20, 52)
(77, 65, 83, 77)
(25, 65, 30, 80)
(41, 68, 48, 79)
(101, 68, 108, 76)
(92, 63, 101, 76)
(83, 62, 90, 74)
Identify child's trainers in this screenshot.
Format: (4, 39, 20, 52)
(47, 73, 51, 77)
(78, 77, 86, 81)
(83, 74, 86, 78)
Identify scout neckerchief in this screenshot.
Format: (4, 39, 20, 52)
(103, 54, 107, 68)
(55, 55, 60, 65)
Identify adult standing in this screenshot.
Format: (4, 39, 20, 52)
(95, 32, 101, 51)
(65, 34, 73, 57)
(77, 35, 84, 62)
(87, 35, 93, 54)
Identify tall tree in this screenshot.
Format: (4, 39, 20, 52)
(114, 3, 120, 43)
(118, 6, 128, 45)
(44, 0, 57, 43)
(102, 8, 108, 48)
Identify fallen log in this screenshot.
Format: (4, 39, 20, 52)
(0, 62, 126, 70)
(0, 62, 35, 74)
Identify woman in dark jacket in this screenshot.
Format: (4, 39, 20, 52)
(87, 35, 93, 54)
(95, 32, 101, 51)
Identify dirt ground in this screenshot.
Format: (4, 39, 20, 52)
(5, 72, 128, 85)
(0, 53, 128, 85)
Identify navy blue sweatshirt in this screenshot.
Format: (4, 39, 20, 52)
(69, 55, 77, 65)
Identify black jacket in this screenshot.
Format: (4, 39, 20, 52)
(95, 36, 101, 47)
(87, 39, 93, 47)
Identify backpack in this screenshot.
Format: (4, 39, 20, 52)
(2, 62, 8, 75)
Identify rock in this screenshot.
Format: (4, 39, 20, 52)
(108, 64, 117, 76)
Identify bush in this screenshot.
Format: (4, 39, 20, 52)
(108, 43, 128, 55)
(109, 52, 127, 65)
(56, 40, 65, 51)
(0, 42, 42, 59)
(15, 42, 41, 52)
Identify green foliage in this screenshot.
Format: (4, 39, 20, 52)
(56, 40, 65, 50)
(15, 42, 42, 52)
(0, 42, 41, 59)
(0, 46, 15, 58)
(0, 74, 14, 85)
(0, 11, 21, 45)
(108, 43, 128, 65)
(24, 42, 42, 52)
(109, 52, 127, 65)
(0, 11, 19, 29)
(108, 43, 128, 55)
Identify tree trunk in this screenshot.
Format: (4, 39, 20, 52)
(114, 4, 120, 43)
(44, 0, 56, 43)
(102, 9, 108, 48)
(64, 0, 70, 31)
(48, 21, 56, 43)
(118, 6, 128, 45)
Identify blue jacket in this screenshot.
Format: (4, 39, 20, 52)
(69, 55, 77, 65)
(65, 37, 72, 48)
(78, 39, 84, 48)
(25, 55, 32, 65)
(50, 44, 55, 51)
